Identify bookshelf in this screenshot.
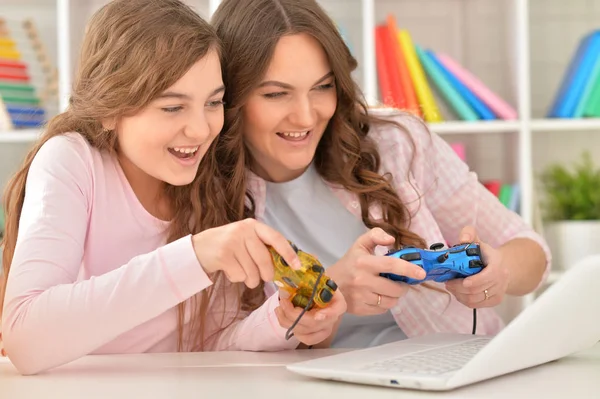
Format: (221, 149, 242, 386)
(1, 0, 599, 318)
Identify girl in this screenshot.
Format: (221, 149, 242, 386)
(212, 0, 551, 348)
(0, 0, 344, 375)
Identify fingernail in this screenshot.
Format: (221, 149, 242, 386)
(418, 269, 426, 279)
(293, 259, 302, 270)
(460, 235, 470, 242)
(315, 313, 326, 321)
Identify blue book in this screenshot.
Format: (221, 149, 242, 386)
(548, 30, 600, 118)
(426, 50, 496, 120)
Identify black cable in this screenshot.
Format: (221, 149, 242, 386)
(285, 270, 324, 341)
(472, 308, 477, 334)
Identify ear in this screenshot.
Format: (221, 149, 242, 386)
(101, 118, 117, 131)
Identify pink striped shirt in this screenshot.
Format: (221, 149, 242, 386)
(249, 112, 552, 337)
(1, 133, 298, 375)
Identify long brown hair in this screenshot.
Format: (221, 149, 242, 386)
(1, 0, 249, 351)
(212, 0, 426, 250)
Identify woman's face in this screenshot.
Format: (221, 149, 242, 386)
(242, 33, 337, 182)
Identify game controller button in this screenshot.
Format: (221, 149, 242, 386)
(290, 242, 299, 253)
(282, 277, 298, 288)
(437, 253, 449, 263)
(469, 260, 485, 269)
(466, 247, 481, 257)
(311, 265, 325, 274)
(401, 252, 421, 261)
(319, 288, 334, 303)
(326, 279, 338, 291)
(429, 242, 445, 251)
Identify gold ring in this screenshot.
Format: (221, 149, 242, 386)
(377, 294, 382, 306)
(484, 289, 489, 301)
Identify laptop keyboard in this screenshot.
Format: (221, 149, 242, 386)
(361, 338, 491, 375)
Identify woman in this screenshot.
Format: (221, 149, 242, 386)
(0, 0, 344, 375)
(212, 0, 551, 348)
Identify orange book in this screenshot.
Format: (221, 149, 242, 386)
(375, 25, 394, 107)
(386, 15, 421, 117)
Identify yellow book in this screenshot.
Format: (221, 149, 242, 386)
(397, 30, 443, 122)
(0, 38, 16, 49)
(0, 48, 20, 60)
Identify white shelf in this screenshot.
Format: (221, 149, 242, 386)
(0, 129, 41, 143)
(530, 119, 600, 132)
(429, 121, 521, 135)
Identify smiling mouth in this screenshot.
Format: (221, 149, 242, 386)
(168, 146, 199, 159)
(276, 131, 311, 141)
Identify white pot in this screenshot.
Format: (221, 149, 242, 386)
(543, 220, 600, 271)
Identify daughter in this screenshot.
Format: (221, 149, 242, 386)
(0, 0, 344, 374)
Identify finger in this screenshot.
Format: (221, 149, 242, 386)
(365, 293, 400, 310)
(245, 234, 275, 282)
(222, 263, 249, 284)
(459, 225, 479, 244)
(358, 255, 426, 282)
(354, 228, 396, 254)
(233, 248, 261, 288)
(253, 221, 302, 270)
(453, 284, 497, 308)
(462, 265, 496, 290)
(314, 290, 347, 319)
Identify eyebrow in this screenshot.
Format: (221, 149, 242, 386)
(257, 71, 334, 90)
(157, 85, 225, 100)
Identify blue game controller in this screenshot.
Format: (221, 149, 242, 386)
(380, 242, 486, 284)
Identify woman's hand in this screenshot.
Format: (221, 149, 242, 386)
(445, 226, 509, 308)
(275, 289, 347, 346)
(326, 228, 426, 316)
(192, 218, 301, 287)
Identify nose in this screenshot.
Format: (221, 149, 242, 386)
(184, 113, 211, 143)
(289, 95, 317, 128)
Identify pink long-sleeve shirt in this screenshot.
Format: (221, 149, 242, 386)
(1, 133, 298, 375)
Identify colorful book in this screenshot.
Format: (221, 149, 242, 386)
(583, 73, 600, 117)
(375, 25, 395, 107)
(426, 50, 496, 120)
(386, 16, 421, 117)
(397, 29, 442, 122)
(417, 46, 479, 121)
(437, 53, 518, 120)
(548, 30, 600, 118)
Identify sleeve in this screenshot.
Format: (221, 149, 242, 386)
(385, 115, 552, 286)
(205, 282, 300, 352)
(1, 135, 213, 375)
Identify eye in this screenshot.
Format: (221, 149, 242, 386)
(315, 82, 335, 91)
(206, 99, 225, 108)
(263, 91, 287, 99)
(162, 106, 183, 113)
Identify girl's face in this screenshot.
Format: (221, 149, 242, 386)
(242, 33, 337, 183)
(113, 48, 225, 189)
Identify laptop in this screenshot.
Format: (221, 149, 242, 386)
(286, 255, 600, 391)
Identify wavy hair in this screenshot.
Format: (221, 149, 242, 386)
(1, 0, 250, 351)
(212, 0, 427, 250)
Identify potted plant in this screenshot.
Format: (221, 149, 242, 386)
(538, 151, 600, 270)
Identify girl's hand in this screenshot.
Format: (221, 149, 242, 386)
(275, 289, 347, 346)
(192, 219, 301, 287)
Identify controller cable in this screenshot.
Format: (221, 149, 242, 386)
(284, 268, 325, 341)
(472, 309, 477, 334)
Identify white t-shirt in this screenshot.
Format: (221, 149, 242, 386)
(262, 163, 408, 348)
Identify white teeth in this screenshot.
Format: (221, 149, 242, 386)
(281, 131, 308, 138)
(172, 146, 199, 153)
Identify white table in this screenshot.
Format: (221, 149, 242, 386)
(1, 344, 599, 398)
